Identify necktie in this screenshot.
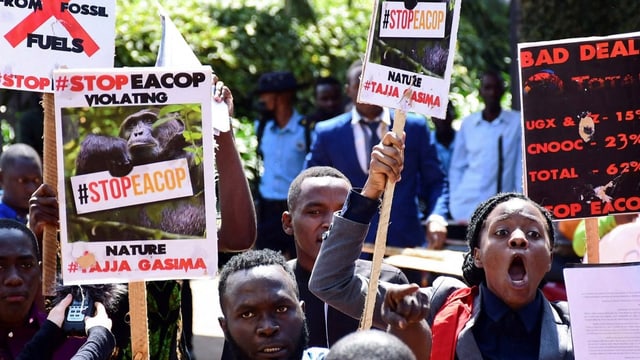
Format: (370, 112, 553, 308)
(361, 119, 381, 167)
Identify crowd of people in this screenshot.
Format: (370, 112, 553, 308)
(3, 49, 630, 359)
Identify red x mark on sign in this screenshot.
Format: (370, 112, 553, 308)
(4, 0, 100, 57)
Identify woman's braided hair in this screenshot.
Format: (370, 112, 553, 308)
(461, 192, 556, 286)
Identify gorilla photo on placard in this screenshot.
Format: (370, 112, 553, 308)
(371, 0, 455, 78)
(64, 105, 206, 242)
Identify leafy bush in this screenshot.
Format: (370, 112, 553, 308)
(115, 0, 376, 186)
(116, 1, 371, 118)
(519, 1, 640, 42)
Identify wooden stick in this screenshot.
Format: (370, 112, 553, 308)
(41, 93, 57, 296)
(129, 281, 149, 359)
(584, 217, 600, 264)
(359, 110, 407, 330)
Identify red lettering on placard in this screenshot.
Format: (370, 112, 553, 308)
(4, 0, 99, 56)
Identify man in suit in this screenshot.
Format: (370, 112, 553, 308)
(305, 60, 448, 249)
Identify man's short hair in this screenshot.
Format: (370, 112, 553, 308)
(218, 249, 299, 311)
(326, 329, 416, 360)
(0, 143, 41, 170)
(313, 76, 341, 95)
(0, 219, 39, 258)
(287, 166, 350, 211)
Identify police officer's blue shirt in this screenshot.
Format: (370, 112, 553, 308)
(257, 110, 307, 200)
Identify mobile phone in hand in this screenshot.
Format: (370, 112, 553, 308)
(62, 287, 94, 336)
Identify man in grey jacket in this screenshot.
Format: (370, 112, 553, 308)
(283, 166, 407, 348)
(309, 130, 407, 330)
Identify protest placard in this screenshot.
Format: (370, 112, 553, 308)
(358, 0, 462, 330)
(0, 0, 115, 92)
(53, 66, 217, 284)
(359, 0, 462, 118)
(519, 32, 640, 221)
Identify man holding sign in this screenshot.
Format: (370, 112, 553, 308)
(28, 81, 256, 359)
(218, 128, 407, 360)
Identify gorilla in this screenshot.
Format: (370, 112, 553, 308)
(71, 109, 205, 241)
(77, 109, 197, 177)
(75, 135, 132, 177)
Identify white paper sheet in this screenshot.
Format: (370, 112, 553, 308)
(564, 263, 640, 359)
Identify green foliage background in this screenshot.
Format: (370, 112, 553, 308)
(519, 1, 640, 42)
(112, 0, 512, 184)
(115, 0, 513, 117)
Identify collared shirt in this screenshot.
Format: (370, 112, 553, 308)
(257, 110, 307, 200)
(449, 109, 522, 222)
(350, 107, 391, 174)
(473, 283, 542, 360)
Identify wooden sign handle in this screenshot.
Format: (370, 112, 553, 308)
(129, 281, 150, 359)
(359, 110, 407, 330)
(41, 93, 57, 296)
(584, 217, 600, 264)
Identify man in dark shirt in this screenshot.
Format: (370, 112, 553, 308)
(0, 144, 42, 224)
(306, 76, 344, 124)
(217, 249, 328, 360)
(0, 219, 84, 359)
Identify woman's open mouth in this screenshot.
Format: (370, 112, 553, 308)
(508, 255, 528, 286)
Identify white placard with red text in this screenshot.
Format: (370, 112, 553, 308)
(54, 66, 217, 284)
(0, 0, 116, 92)
(360, 0, 462, 118)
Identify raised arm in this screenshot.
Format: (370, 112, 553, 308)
(213, 79, 256, 251)
(309, 131, 405, 329)
(16, 294, 70, 360)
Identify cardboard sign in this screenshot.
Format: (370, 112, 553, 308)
(54, 66, 217, 284)
(359, 0, 462, 118)
(519, 32, 640, 220)
(0, 0, 116, 92)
